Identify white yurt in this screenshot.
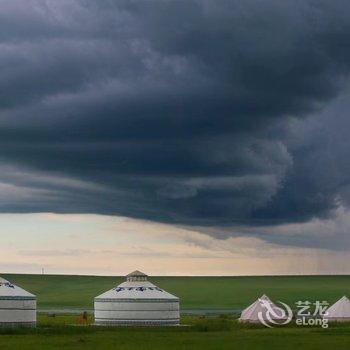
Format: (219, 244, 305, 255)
(94, 270, 180, 326)
(323, 296, 350, 321)
(0, 277, 36, 327)
(239, 294, 285, 323)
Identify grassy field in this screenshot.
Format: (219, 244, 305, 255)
(0, 315, 350, 350)
(2, 276, 350, 349)
(3, 274, 350, 310)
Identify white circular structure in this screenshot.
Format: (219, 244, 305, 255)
(94, 270, 179, 326)
(0, 277, 36, 327)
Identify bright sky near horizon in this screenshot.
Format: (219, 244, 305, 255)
(2, 213, 350, 276)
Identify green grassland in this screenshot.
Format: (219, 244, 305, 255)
(2, 276, 350, 349)
(3, 274, 350, 310)
(0, 315, 350, 350)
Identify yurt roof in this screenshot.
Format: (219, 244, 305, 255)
(325, 296, 350, 318)
(126, 270, 147, 277)
(95, 272, 178, 301)
(0, 277, 36, 299)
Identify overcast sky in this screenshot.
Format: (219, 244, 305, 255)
(1, 0, 350, 275)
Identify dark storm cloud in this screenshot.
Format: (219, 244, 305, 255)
(1, 0, 350, 246)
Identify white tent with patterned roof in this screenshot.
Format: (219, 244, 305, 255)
(0, 277, 36, 327)
(94, 270, 180, 325)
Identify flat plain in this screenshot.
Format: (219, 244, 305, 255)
(2, 275, 350, 349)
(0, 315, 350, 350)
(4, 274, 350, 310)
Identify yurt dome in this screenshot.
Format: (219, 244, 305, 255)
(239, 294, 285, 323)
(94, 270, 180, 325)
(0, 277, 36, 327)
(323, 296, 350, 321)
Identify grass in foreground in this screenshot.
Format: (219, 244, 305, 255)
(0, 315, 350, 350)
(3, 274, 350, 310)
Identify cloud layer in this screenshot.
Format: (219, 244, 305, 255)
(1, 0, 350, 248)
